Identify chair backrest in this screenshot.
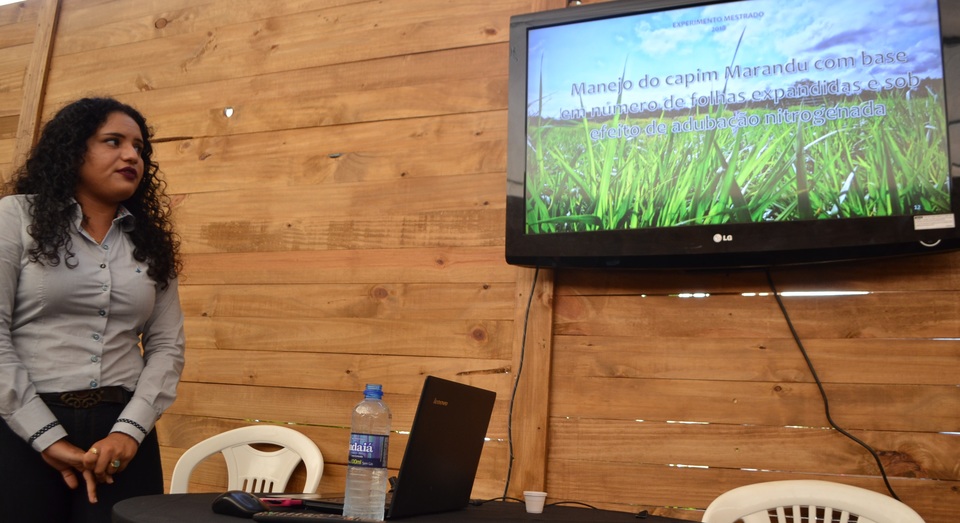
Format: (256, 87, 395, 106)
(701, 480, 925, 523)
(169, 425, 324, 494)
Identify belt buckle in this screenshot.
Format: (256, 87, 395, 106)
(59, 389, 104, 408)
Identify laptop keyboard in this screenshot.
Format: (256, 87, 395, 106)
(252, 511, 362, 521)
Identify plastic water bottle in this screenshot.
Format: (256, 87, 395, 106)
(343, 384, 392, 521)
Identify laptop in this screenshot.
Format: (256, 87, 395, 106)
(303, 376, 496, 519)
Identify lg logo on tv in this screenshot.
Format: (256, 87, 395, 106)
(713, 233, 733, 243)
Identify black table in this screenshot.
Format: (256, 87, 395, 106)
(112, 493, 690, 522)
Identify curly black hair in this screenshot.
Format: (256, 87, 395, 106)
(2, 97, 181, 288)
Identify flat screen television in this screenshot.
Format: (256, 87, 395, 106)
(505, 0, 960, 269)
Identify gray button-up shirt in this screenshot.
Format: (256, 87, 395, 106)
(0, 195, 185, 451)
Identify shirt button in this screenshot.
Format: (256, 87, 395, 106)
(92, 333, 101, 341)
(102, 244, 109, 250)
(90, 381, 98, 388)
(91, 355, 100, 363)
(101, 284, 109, 291)
(100, 263, 106, 269)
(98, 310, 106, 317)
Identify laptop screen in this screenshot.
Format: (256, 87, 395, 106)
(387, 376, 496, 518)
(301, 376, 496, 519)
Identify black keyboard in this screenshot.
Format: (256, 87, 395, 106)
(252, 511, 362, 522)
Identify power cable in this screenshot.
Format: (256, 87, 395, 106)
(503, 266, 540, 498)
(765, 269, 901, 500)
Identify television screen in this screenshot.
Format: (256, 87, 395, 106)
(505, 0, 960, 268)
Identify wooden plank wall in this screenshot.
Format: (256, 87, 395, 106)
(550, 260, 960, 521)
(2, 0, 958, 522)
(0, 0, 39, 176)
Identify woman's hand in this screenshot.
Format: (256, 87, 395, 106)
(84, 432, 139, 483)
(40, 432, 140, 504)
(41, 439, 100, 503)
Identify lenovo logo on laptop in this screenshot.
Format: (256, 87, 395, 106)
(432, 398, 449, 406)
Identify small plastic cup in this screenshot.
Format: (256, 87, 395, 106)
(523, 491, 547, 514)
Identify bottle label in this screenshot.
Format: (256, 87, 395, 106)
(348, 432, 388, 468)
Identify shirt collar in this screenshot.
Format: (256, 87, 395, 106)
(68, 199, 137, 233)
(116, 206, 136, 232)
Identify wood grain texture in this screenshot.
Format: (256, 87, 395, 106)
(160, 132, 505, 194)
(179, 247, 517, 285)
(12, 0, 59, 167)
(0, 0, 38, 47)
(179, 350, 513, 393)
(0, 45, 30, 117)
(0, 1, 40, 224)
(506, 267, 555, 496)
(155, 110, 506, 194)
(545, 461, 956, 522)
(179, 282, 518, 320)
(44, 0, 525, 105)
(548, 418, 959, 481)
(113, 45, 510, 139)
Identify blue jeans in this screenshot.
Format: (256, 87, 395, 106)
(0, 400, 163, 523)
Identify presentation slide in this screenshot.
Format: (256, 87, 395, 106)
(524, 0, 949, 234)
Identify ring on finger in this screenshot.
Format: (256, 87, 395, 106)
(111, 459, 122, 469)
(89, 447, 99, 455)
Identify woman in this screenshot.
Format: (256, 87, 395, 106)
(0, 97, 185, 522)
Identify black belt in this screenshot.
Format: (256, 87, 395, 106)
(39, 386, 132, 409)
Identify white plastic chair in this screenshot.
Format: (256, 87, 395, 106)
(169, 425, 324, 494)
(701, 480, 925, 523)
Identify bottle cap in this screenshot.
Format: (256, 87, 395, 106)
(363, 384, 383, 399)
